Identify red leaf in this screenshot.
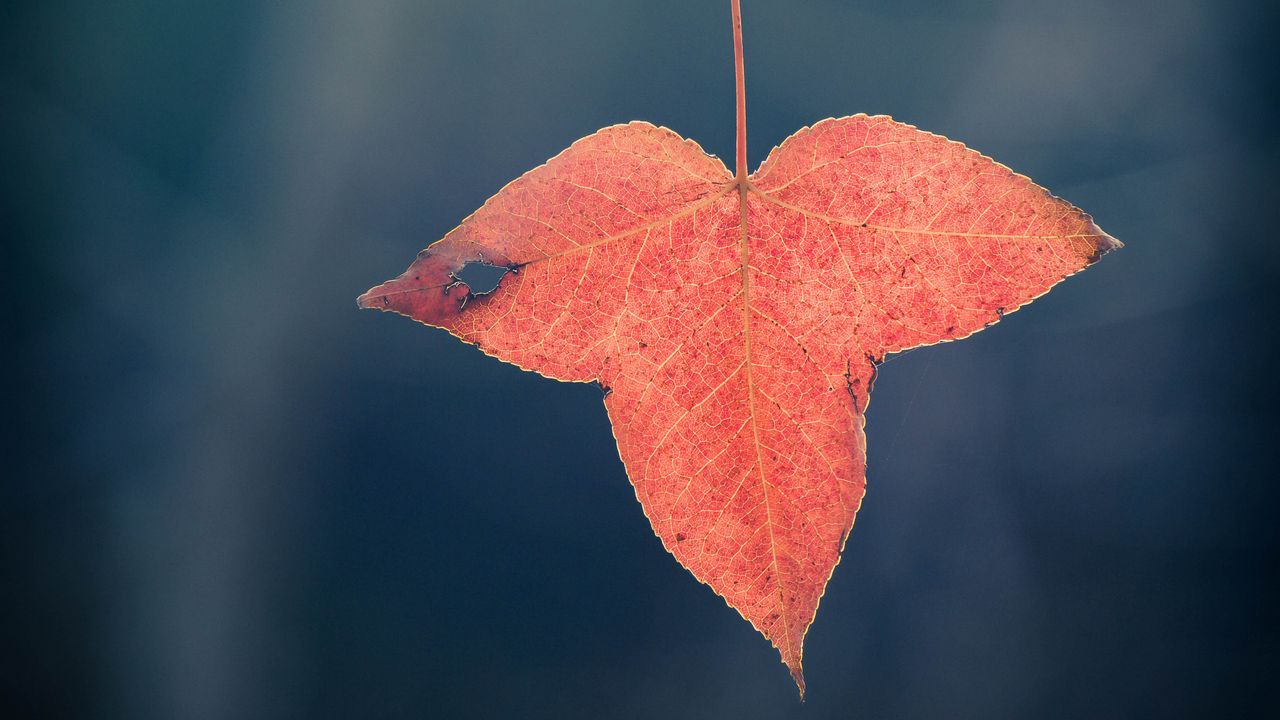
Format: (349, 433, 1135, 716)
(358, 1, 1118, 696)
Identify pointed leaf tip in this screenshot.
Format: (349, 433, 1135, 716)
(1089, 223, 1124, 262)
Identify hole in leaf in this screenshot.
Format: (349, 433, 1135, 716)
(455, 261, 511, 295)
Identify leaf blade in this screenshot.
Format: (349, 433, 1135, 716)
(359, 114, 1118, 694)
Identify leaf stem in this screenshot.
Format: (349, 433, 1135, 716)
(731, 0, 746, 181)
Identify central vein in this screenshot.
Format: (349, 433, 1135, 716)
(738, 178, 791, 661)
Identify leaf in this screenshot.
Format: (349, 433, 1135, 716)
(358, 2, 1118, 697)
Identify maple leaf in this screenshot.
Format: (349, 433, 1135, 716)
(358, 0, 1118, 696)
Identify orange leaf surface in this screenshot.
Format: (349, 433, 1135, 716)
(358, 1, 1118, 696)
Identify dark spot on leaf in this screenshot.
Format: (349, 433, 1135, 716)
(676, 533, 686, 542)
(843, 359, 859, 409)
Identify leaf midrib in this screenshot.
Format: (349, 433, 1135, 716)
(736, 179, 796, 662)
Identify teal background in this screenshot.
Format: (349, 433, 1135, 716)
(5, 1, 1278, 717)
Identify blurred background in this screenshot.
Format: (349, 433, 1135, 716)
(4, 1, 1278, 717)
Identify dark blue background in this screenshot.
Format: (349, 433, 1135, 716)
(5, 1, 1278, 717)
